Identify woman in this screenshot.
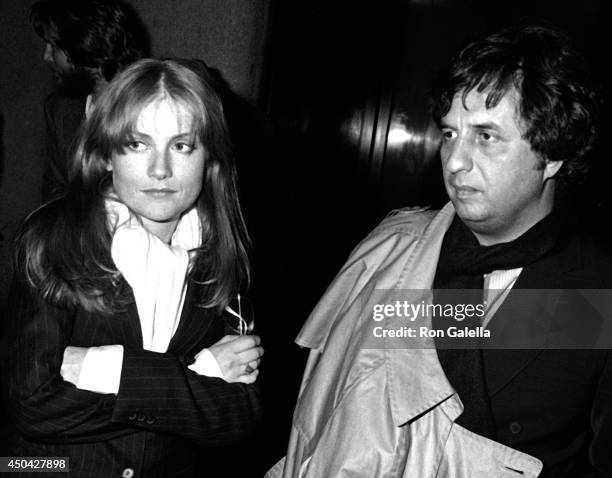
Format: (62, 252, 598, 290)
(2, 59, 263, 477)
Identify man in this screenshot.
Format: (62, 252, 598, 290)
(268, 25, 612, 477)
(30, 0, 147, 198)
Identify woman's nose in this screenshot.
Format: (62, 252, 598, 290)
(148, 149, 173, 180)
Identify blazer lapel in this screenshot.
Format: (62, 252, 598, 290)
(112, 300, 144, 348)
(167, 281, 216, 354)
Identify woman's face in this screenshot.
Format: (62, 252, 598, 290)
(108, 97, 205, 242)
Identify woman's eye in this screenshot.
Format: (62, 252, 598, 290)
(126, 141, 146, 151)
(173, 142, 194, 153)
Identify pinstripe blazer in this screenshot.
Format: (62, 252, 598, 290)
(1, 276, 261, 478)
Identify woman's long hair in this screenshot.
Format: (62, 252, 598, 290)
(15, 58, 251, 314)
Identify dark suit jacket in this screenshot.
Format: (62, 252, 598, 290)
(1, 277, 261, 477)
(483, 229, 612, 477)
(42, 93, 85, 200)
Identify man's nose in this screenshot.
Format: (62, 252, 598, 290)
(43, 43, 53, 63)
(443, 137, 473, 173)
(148, 149, 173, 180)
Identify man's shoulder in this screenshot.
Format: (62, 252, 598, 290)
(369, 206, 439, 238)
(337, 205, 444, 274)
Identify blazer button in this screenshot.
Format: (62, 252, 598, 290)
(122, 468, 134, 478)
(136, 413, 146, 422)
(145, 416, 157, 425)
(509, 421, 522, 434)
(128, 413, 137, 421)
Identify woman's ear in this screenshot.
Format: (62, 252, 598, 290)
(106, 160, 113, 172)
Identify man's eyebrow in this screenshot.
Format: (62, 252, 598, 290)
(470, 121, 502, 131)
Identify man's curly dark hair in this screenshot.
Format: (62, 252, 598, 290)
(30, 0, 149, 85)
(432, 24, 599, 188)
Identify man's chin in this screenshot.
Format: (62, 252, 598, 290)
(451, 200, 487, 223)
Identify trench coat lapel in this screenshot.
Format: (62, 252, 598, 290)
(387, 203, 463, 425)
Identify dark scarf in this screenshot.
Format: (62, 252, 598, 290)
(433, 211, 562, 438)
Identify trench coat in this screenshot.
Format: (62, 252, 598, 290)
(267, 203, 548, 477)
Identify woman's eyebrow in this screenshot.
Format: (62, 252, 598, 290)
(129, 131, 195, 140)
(171, 132, 196, 140)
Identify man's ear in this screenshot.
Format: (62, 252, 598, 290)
(543, 160, 563, 180)
(85, 94, 94, 119)
(85, 76, 107, 119)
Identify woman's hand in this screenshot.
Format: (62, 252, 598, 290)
(60, 346, 88, 386)
(208, 335, 264, 384)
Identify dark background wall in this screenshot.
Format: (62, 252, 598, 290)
(0, 2, 49, 316)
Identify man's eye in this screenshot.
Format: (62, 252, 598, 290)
(441, 130, 456, 141)
(173, 142, 194, 153)
(126, 141, 146, 151)
(479, 131, 495, 142)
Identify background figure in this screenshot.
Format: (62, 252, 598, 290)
(30, 0, 149, 199)
(2, 59, 263, 477)
(269, 24, 611, 478)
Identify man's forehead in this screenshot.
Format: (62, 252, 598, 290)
(443, 87, 523, 127)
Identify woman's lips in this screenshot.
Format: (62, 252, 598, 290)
(141, 188, 177, 197)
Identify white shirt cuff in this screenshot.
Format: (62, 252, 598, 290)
(188, 348, 225, 379)
(76, 345, 124, 394)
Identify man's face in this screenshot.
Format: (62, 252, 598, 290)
(439, 88, 562, 245)
(41, 23, 74, 83)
